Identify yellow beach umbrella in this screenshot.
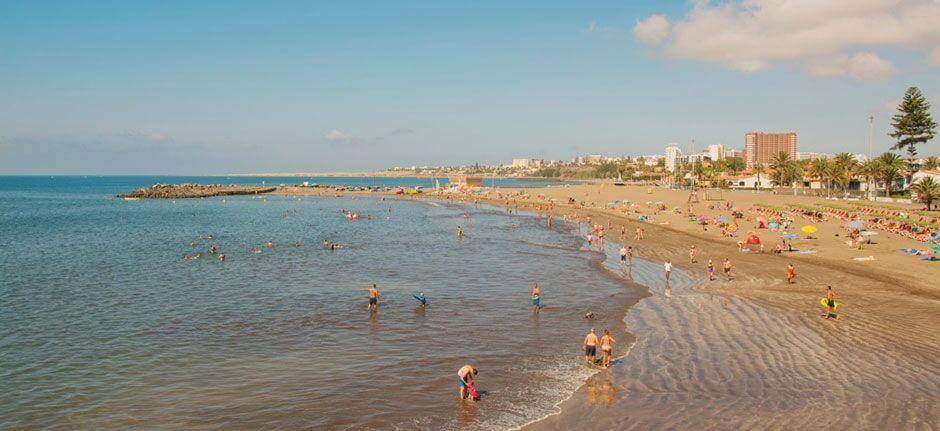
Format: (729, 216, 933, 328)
(801, 225, 818, 234)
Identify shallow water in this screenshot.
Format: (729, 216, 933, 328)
(0, 177, 635, 430)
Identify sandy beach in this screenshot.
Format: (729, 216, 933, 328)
(273, 182, 940, 429)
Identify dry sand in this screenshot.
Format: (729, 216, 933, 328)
(273, 184, 939, 429)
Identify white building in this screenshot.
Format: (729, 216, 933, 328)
(796, 152, 832, 161)
(510, 158, 543, 169)
(728, 175, 772, 189)
(665, 145, 682, 172)
(726, 149, 742, 159)
(706, 144, 725, 161)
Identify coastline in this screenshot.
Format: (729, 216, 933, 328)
(267, 184, 939, 429)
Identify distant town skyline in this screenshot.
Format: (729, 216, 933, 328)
(1, 0, 939, 175)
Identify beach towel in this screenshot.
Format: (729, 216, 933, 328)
(467, 382, 481, 401)
(852, 256, 875, 261)
(798, 250, 817, 254)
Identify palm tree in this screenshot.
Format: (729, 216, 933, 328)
(753, 164, 765, 189)
(830, 153, 858, 195)
(911, 176, 940, 210)
(808, 158, 831, 197)
(856, 159, 882, 199)
(877, 152, 908, 197)
(923, 156, 940, 171)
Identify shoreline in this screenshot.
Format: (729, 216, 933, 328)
(267, 184, 938, 429)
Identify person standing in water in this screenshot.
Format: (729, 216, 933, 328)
(413, 291, 427, 307)
(457, 225, 463, 240)
(619, 244, 628, 266)
(627, 246, 634, 268)
(366, 284, 379, 312)
(457, 365, 478, 400)
(599, 329, 615, 368)
(531, 283, 541, 313)
(664, 259, 673, 283)
(786, 263, 796, 285)
(583, 328, 599, 364)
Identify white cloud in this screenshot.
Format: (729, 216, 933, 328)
(807, 52, 896, 82)
(929, 48, 940, 67)
(634, 0, 940, 79)
(583, 21, 598, 35)
(118, 130, 172, 143)
(632, 15, 670, 45)
(325, 129, 353, 143)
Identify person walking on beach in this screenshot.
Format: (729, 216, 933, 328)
(457, 365, 478, 400)
(722, 258, 733, 281)
(786, 263, 796, 285)
(689, 245, 697, 263)
(366, 284, 379, 312)
(664, 259, 673, 283)
(599, 329, 615, 368)
(584, 328, 599, 364)
(707, 259, 715, 281)
(531, 283, 541, 313)
(824, 286, 837, 319)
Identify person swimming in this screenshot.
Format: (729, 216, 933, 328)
(412, 292, 427, 307)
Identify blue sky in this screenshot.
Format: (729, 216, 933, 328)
(1, 0, 938, 174)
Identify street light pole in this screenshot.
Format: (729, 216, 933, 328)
(868, 115, 874, 200)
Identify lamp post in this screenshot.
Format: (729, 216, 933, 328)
(868, 115, 874, 200)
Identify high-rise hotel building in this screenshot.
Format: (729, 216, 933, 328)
(744, 132, 797, 169)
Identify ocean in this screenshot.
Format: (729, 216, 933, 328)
(0, 176, 647, 430)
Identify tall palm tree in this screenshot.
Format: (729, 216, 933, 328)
(911, 176, 940, 210)
(808, 158, 831, 197)
(877, 152, 908, 197)
(831, 153, 858, 195)
(856, 159, 882, 199)
(753, 164, 766, 189)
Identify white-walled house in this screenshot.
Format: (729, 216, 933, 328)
(728, 175, 772, 189)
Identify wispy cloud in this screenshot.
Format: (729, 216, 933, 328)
(118, 130, 173, 143)
(582, 20, 614, 36)
(633, 0, 940, 81)
(325, 129, 354, 143)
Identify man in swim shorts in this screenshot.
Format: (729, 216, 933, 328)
(723, 258, 733, 281)
(584, 328, 599, 364)
(457, 365, 478, 399)
(664, 259, 673, 283)
(786, 263, 796, 285)
(531, 283, 541, 313)
(824, 286, 836, 318)
(366, 284, 379, 312)
(620, 245, 628, 264)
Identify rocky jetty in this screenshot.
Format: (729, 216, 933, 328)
(118, 183, 277, 199)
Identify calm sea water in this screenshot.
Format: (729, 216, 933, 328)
(0, 176, 634, 430)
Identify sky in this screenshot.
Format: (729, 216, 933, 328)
(1, 0, 939, 175)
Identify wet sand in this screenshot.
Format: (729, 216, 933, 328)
(272, 184, 939, 429)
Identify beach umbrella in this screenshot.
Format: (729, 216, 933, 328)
(801, 225, 818, 234)
(859, 231, 877, 236)
(727, 224, 739, 232)
(845, 220, 864, 228)
(781, 233, 797, 239)
(769, 222, 780, 230)
(717, 215, 729, 223)
(746, 233, 762, 245)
